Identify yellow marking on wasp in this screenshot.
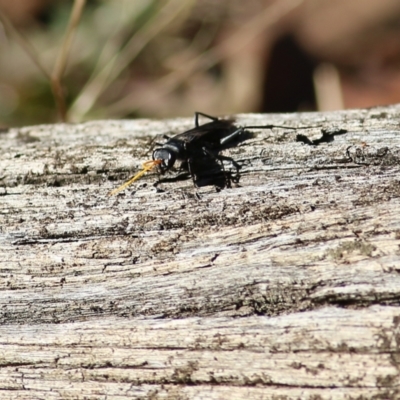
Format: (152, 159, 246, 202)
(108, 159, 162, 196)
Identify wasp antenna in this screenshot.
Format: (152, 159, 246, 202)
(108, 160, 162, 196)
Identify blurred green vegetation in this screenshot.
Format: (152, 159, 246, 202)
(1, 0, 303, 127)
(0, 0, 201, 126)
(2, 0, 400, 127)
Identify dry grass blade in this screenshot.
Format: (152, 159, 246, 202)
(53, 0, 86, 80)
(52, 0, 87, 122)
(0, 8, 51, 80)
(0, 1, 86, 123)
(108, 0, 304, 116)
(69, 0, 195, 122)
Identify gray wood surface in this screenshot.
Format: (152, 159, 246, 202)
(1, 105, 400, 399)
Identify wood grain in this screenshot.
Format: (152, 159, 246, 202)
(1, 105, 400, 398)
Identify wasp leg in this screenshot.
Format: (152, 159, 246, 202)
(202, 147, 241, 188)
(144, 134, 171, 157)
(220, 127, 245, 146)
(187, 157, 199, 187)
(151, 135, 171, 150)
(194, 112, 219, 127)
(202, 147, 240, 171)
(216, 154, 241, 172)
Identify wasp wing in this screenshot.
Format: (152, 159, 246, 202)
(170, 119, 237, 146)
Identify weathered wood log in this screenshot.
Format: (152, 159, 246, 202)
(1, 105, 400, 399)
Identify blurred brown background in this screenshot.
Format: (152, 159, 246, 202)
(1, 0, 400, 127)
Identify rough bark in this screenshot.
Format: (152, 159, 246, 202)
(1, 105, 400, 399)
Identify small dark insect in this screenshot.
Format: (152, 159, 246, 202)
(109, 112, 298, 195)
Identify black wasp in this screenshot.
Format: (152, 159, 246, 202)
(109, 112, 297, 195)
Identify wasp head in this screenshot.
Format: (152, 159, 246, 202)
(152, 148, 176, 173)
